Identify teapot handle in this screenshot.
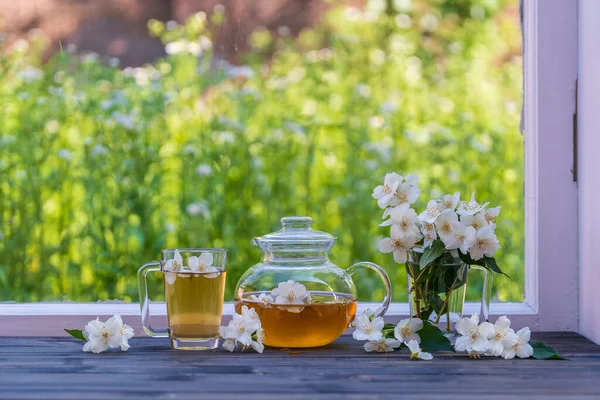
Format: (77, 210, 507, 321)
(347, 262, 392, 318)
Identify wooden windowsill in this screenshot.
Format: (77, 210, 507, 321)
(1, 333, 599, 399)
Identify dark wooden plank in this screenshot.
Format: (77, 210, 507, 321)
(0, 333, 598, 400)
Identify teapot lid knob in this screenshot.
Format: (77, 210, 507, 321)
(281, 216, 313, 229)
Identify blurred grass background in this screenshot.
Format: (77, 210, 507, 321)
(0, 0, 523, 303)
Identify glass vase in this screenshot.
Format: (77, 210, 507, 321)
(406, 249, 492, 335)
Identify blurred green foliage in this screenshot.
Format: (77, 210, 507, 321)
(0, 0, 523, 303)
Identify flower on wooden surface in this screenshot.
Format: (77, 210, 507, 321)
(406, 340, 433, 360)
(455, 314, 495, 353)
(364, 338, 401, 353)
(394, 317, 423, 344)
(486, 316, 519, 357)
(80, 315, 134, 353)
(219, 306, 264, 353)
(502, 327, 534, 360)
(352, 310, 385, 341)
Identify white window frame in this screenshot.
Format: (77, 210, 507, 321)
(0, 0, 581, 334)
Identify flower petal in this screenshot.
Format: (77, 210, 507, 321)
(199, 252, 214, 266)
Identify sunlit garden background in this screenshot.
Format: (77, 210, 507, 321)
(0, 0, 523, 303)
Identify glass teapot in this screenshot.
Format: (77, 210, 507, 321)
(234, 216, 391, 348)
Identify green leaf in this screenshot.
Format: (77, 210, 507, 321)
(427, 292, 444, 314)
(419, 240, 445, 269)
(484, 257, 511, 279)
(458, 250, 485, 267)
(419, 321, 455, 352)
(530, 341, 567, 360)
(64, 328, 86, 341)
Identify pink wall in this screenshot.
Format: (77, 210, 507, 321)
(578, 0, 600, 345)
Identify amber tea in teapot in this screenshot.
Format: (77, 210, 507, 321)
(234, 216, 392, 348)
(235, 292, 357, 347)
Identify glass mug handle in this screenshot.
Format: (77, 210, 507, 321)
(137, 262, 169, 338)
(347, 262, 392, 318)
(469, 265, 493, 322)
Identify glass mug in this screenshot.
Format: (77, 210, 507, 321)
(137, 248, 227, 350)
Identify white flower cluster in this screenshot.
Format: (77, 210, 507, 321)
(82, 315, 134, 354)
(352, 310, 432, 360)
(219, 306, 264, 353)
(455, 314, 533, 360)
(373, 172, 501, 262)
(164, 249, 219, 284)
(247, 280, 312, 313)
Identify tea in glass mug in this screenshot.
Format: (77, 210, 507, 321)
(138, 248, 227, 350)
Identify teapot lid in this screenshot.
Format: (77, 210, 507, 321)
(252, 216, 335, 252)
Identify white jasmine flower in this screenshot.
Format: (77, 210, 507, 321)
(456, 192, 489, 216)
(406, 340, 433, 360)
(165, 249, 183, 272)
(240, 305, 260, 324)
(394, 318, 423, 343)
(250, 327, 265, 353)
(188, 253, 218, 275)
(271, 280, 309, 305)
(421, 222, 437, 248)
(502, 327, 534, 360)
(440, 192, 460, 210)
(418, 200, 443, 223)
(82, 315, 132, 353)
(434, 209, 459, 241)
(455, 314, 495, 353)
(392, 181, 421, 206)
(226, 313, 261, 346)
(352, 311, 385, 341)
(380, 203, 419, 235)
(468, 227, 500, 260)
(461, 213, 489, 232)
(378, 229, 419, 264)
(256, 293, 274, 305)
(82, 318, 114, 353)
(444, 222, 476, 253)
(486, 316, 519, 357)
(222, 338, 237, 352)
(109, 315, 134, 351)
(372, 172, 402, 209)
(482, 206, 501, 225)
(364, 338, 400, 353)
